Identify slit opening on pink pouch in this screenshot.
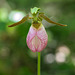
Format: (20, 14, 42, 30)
(31, 35, 41, 51)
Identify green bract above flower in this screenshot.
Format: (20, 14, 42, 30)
(31, 7, 40, 15)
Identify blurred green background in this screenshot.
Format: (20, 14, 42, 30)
(0, 0, 75, 75)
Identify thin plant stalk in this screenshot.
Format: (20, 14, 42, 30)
(38, 52, 41, 75)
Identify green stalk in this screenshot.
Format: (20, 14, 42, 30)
(38, 52, 41, 75)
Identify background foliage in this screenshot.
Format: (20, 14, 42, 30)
(0, 0, 75, 75)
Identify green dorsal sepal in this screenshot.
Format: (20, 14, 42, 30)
(31, 7, 40, 15)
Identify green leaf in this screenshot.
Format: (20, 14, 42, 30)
(31, 7, 40, 14)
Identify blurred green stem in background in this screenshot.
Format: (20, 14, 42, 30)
(38, 52, 41, 75)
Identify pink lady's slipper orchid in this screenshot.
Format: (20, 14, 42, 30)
(8, 7, 67, 75)
(8, 7, 67, 52)
(26, 23, 48, 52)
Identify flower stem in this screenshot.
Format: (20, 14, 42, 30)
(38, 52, 41, 75)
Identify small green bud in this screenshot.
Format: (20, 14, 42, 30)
(31, 7, 40, 15)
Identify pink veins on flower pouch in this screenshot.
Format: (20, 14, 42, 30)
(26, 25, 48, 52)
